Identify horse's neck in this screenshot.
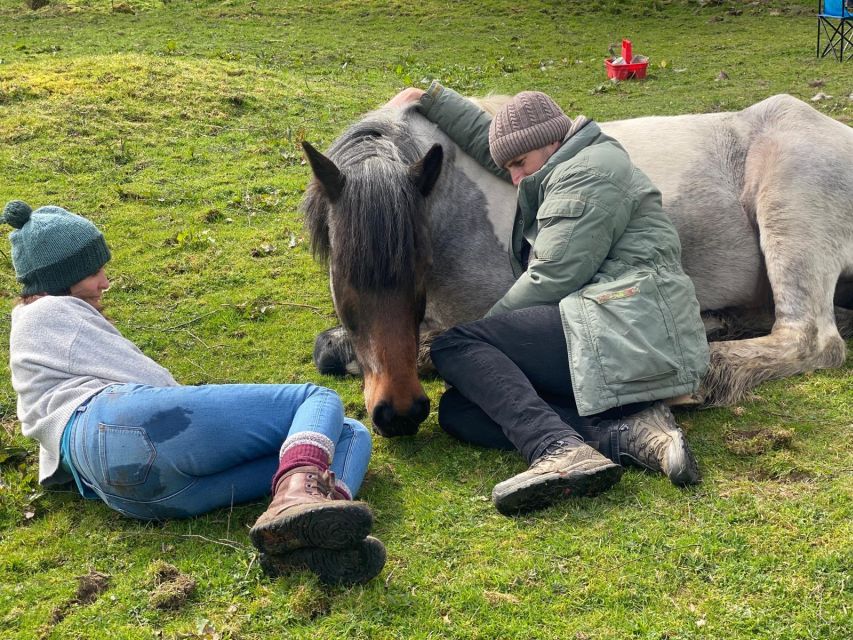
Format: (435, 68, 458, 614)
(421, 149, 517, 323)
(447, 152, 516, 252)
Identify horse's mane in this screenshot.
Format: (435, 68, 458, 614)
(471, 93, 511, 117)
(301, 109, 431, 291)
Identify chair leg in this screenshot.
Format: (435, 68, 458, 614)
(818, 16, 852, 60)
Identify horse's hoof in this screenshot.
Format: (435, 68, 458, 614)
(313, 327, 359, 376)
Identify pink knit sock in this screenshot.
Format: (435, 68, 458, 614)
(271, 443, 330, 492)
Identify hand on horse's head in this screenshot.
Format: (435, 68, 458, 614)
(386, 88, 425, 108)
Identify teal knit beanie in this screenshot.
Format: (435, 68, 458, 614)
(3, 200, 111, 296)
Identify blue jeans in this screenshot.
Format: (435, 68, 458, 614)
(61, 383, 372, 520)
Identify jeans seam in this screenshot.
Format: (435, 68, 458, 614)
(101, 477, 200, 506)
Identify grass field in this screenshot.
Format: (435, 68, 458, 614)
(0, 1, 851, 638)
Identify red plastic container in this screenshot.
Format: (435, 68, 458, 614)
(605, 39, 648, 80)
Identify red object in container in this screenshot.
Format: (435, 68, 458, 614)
(622, 39, 632, 63)
(604, 38, 649, 80)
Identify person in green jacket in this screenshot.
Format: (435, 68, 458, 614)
(389, 83, 710, 515)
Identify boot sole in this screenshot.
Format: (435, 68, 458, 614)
(492, 463, 623, 516)
(259, 536, 387, 585)
(250, 501, 374, 555)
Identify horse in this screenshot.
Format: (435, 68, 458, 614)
(301, 94, 853, 437)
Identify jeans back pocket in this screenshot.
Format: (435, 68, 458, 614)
(97, 424, 156, 487)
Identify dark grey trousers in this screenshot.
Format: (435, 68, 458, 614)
(430, 305, 648, 464)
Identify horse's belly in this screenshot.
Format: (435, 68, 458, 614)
(605, 118, 767, 311)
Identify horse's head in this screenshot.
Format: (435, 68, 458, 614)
(301, 118, 442, 437)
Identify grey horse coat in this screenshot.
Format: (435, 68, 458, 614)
(306, 94, 853, 411)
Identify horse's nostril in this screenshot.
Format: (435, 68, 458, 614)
(372, 402, 397, 432)
(371, 402, 422, 438)
(410, 396, 430, 424)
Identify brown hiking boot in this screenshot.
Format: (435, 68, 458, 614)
(249, 465, 374, 555)
(616, 402, 701, 486)
(491, 440, 623, 515)
(258, 536, 387, 585)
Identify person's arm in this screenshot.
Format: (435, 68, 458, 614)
(388, 82, 510, 181)
(487, 167, 632, 317)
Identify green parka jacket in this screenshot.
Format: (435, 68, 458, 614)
(419, 83, 710, 415)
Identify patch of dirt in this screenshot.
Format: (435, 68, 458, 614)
(483, 590, 520, 605)
(47, 570, 111, 626)
(74, 570, 111, 605)
(289, 584, 330, 621)
(724, 427, 794, 456)
(147, 561, 196, 610)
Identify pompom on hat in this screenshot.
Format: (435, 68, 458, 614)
(488, 91, 572, 169)
(3, 200, 111, 296)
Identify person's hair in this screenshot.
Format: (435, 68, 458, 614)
(16, 291, 65, 306)
(16, 294, 45, 307)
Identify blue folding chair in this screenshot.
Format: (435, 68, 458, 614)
(818, 0, 853, 60)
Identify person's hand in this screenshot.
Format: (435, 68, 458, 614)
(386, 88, 425, 108)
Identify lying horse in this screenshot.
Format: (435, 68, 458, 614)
(302, 94, 853, 437)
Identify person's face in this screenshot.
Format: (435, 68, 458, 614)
(504, 141, 561, 186)
(69, 267, 110, 310)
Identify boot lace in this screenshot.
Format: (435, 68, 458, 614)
(622, 423, 670, 470)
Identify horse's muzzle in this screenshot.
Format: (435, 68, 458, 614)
(371, 396, 430, 437)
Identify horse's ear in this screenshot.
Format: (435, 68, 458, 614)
(410, 144, 443, 198)
(302, 141, 346, 202)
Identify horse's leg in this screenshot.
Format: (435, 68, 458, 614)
(836, 278, 853, 339)
(416, 325, 444, 376)
(701, 192, 848, 405)
(834, 306, 853, 340)
(702, 308, 776, 342)
(313, 326, 361, 376)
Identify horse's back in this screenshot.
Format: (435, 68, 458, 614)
(601, 96, 853, 310)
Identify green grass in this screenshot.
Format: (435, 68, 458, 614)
(0, 1, 851, 638)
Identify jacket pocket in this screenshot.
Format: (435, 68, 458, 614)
(97, 424, 156, 487)
(580, 273, 679, 385)
(533, 197, 585, 261)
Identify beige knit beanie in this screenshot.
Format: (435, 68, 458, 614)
(488, 91, 572, 168)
